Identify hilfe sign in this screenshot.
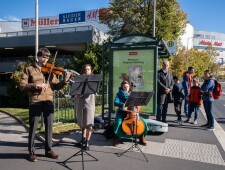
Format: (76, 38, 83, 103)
(22, 16, 59, 29)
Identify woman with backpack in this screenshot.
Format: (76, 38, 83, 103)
(201, 70, 215, 131)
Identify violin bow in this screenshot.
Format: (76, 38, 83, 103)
(47, 50, 58, 84)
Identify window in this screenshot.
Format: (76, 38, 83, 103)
(205, 35, 210, 39)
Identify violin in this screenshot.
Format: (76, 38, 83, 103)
(122, 106, 145, 136)
(41, 63, 79, 76)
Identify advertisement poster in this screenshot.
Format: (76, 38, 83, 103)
(112, 49, 155, 114)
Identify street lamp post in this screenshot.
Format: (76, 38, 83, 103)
(153, 0, 156, 37)
(186, 37, 192, 70)
(35, 0, 39, 61)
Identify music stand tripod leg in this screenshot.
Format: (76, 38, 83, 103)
(61, 94, 98, 170)
(134, 142, 148, 162)
(116, 142, 136, 157)
(116, 111, 148, 162)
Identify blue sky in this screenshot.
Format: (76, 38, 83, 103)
(0, 0, 224, 34)
(177, 0, 225, 33)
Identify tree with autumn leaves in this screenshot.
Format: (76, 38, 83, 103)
(99, 0, 187, 40)
(99, 0, 220, 78)
(170, 47, 219, 79)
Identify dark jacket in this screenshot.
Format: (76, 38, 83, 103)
(157, 69, 173, 104)
(172, 82, 184, 103)
(201, 77, 215, 102)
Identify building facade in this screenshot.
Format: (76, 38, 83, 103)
(193, 30, 225, 64)
(0, 9, 109, 96)
(180, 24, 225, 65)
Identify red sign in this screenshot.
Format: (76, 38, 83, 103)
(129, 52, 138, 55)
(214, 41, 222, 46)
(86, 9, 98, 21)
(22, 16, 59, 29)
(199, 40, 222, 46)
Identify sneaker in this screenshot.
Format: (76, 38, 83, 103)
(28, 153, 37, 162)
(206, 127, 215, 131)
(45, 151, 60, 160)
(201, 123, 209, 127)
(184, 119, 190, 123)
(190, 120, 197, 125)
(175, 118, 183, 123)
(178, 120, 183, 125)
(193, 120, 197, 124)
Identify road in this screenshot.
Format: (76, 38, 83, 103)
(213, 82, 225, 131)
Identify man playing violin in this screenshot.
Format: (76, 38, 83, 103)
(19, 47, 72, 162)
(113, 80, 149, 146)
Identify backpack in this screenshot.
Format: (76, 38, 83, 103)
(103, 124, 115, 140)
(212, 80, 222, 100)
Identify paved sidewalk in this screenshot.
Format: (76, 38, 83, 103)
(0, 104, 225, 170)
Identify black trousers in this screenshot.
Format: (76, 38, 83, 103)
(157, 96, 169, 122)
(28, 101, 54, 154)
(174, 101, 182, 120)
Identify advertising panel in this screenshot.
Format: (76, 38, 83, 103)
(112, 49, 155, 114)
(21, 9, 99, 29)
(22, 16, 59, 29)
(59, 11, 85, 24)
(59, 9, 99, 24)
(85, 9, 99, 22)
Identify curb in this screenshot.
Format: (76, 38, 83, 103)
(200, 106, 225, 152)
(0, 109, 45, 143)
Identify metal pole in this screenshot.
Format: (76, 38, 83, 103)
(106, 77, 108, 107)
(35, 0, 43, 129)
(186, 37, 190, 70)
(153, 0, 156, 37)
(35, 0, 39, 61)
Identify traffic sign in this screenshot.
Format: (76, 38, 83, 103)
(165, 40, 176, 54)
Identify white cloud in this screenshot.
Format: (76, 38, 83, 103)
(1, 15, 21, 22)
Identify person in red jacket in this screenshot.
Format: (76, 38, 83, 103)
(184, 77, 202, 124)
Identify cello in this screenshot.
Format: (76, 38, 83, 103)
(122, 106, 145, 136)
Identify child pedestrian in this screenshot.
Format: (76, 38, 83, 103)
(172, 76, 184, 124)
(184, 78, 202, 124)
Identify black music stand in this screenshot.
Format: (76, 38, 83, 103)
(116, 91, 153, 162)
(59, 74, 102, 170)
